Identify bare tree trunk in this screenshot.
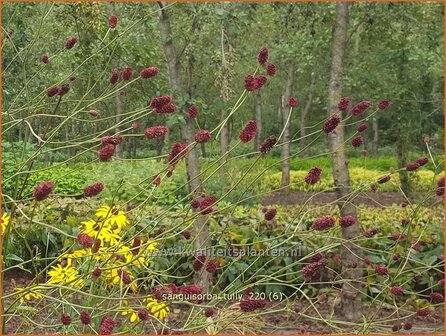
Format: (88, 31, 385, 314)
(327, 2, 362, 321)
(280, 64, 294, 193)
(371, 117, 378, 157)
(158, 2, 211, 294)
(300, 71, 316, 152)
(115, 90, 123, 159)
(254, 91, 263, 152)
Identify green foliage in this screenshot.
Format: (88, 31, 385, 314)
(260, 168, 441, 193)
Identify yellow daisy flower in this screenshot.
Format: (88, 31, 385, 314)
(95, 205, 128, 231)
(121, 301, 140, 323)
(14, 286, 43, 303)
(1, 212, 11, 234)
(145, 295, 170, 320)
(47, 264, 84, 288)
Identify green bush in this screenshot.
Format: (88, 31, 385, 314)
(260, 168, 440, 193)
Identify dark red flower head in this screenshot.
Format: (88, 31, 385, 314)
(92, 267, 101, 280)
(264, 208, 277, 221)
(340, 215, 356, 228)
(288, 97, 298, 107)
(204, 308, 215, 317)
(131, 236, 141, 255)
(47, 86, 60, 97)
(193, 255, 206, 271)
(188, 105, 199, 119)
(370, 183, 377, 192)
(77, 233, 93, 249)
(240, 298, 267, 312)
(430, 292, 444, 303)
(200, 196, 217, 214)
(98, 316, 115, 335)
(257, 47, 269, 65)
(206, 259, 219, 273)
(403, 322, 412, 331)
(195, 130, 212, 143)
(357, 123, 368, 132)
(239, 120, 257, 143)
(377, 175, 391, 184)
(156, 103, 177, 114)
(323, 115, 341, 133)
(364, 228, 378, 237)
(168, 143, 188, 164)
(150, 96, 172, 109)
(121, 67, 133, 81)
(99, 144, 115, 161)
(390, 286, 404, 296)
(406, 162, 420, 171)
(352, 136, 363, 148)
(378, 99, 390, 110)
(110, 70, 120, 85)
(69, 76, 76, 81)
(61, 313, 72, 326)
(33, 181, 54, 201)
(312, 216, 335, 231)
(305, 167, 322, 185)
(140, 67, 159, 79)
(266, 63, 276, 76)
(338, 97, 350, 111)
(41, 54, 49, 64)
(416, 157, 429, 166)
(350, 100, 372, 116)
(58, 84, 70, 96)
(144, 126, 168, 139)
(109, 15, 118, 29)
(152, 175, 161, 186)
(375, 265, 389, 276)
(259, 135, 277, 155)
(182, 230, 191, 240)
(132, 122, 140, 130)
(137, 309, 149, 321)
(80, 311, 91, 325)
(64, 36, 77, 50)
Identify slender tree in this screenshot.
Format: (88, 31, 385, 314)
(326, 2, 362, 321)
(158, 1, 211, 293)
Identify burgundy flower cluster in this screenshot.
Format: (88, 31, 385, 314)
(77, 233, 93, 249)
(239, 120, 257, 143)
(110, 70, 120, 85)
(92, 267, 101, 280)
(259, 135, 277, 155)
(188, 105, 199, 119)
(46, 83, 70, 97)
(137, 309, 149, 321)
(357, 123, 368, 132)
(109, 15, 118, 29)
(193, 255, 207, 271)
(195, 130, 212, 143)
(302, 257, 328, 282)
(99, 144, 115, 161)
(340, 215, 356, 228)
(167, 143, 188, 164)
(83, 182, 104, 197)
(258, 47, 277, 77)
(264, 208, 277, 221)
(338, 97, 350, 111)
(430, 291, 444, 303)
(150, 96, 176, 114)
(33, 181, 54, 201)
(305, 167, 322, 185)
(64, 36, 77, 50)
(131, 236, 141, 255)
(312, 216, 335, 231)
(199, 195, 218, 214)
(378, 99, 390, 110)
(406, 162, 421, 171)
(374, 264, 389, 276)
(61, 313, 71, 326)
(322, 114, 341, 133)
(240, 297, 267, 312)
(150, 284, 179, 300)
(288, 97, 298, 107)
(377, 175, 391, 184)
(98, 316, 115, 335)
(416, 157, 429, 166)
(350, 100, 372, 116)
(117, 269, 132, 285)
(80, 311, 91, 325)
(244, 74, 268, 91)
(390, 286, 404, 296)
(179, 284, 203, 303)
(41, 54, 49, 64)
(182, 230, 191, 240)
(205, 259, 219, 273)
(144, 126, 169, 139)
(204, 308, 215, 317)
(121, 67, 133, 81)
(140, 67, 159, 79)
(352, 135, 363, 148)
